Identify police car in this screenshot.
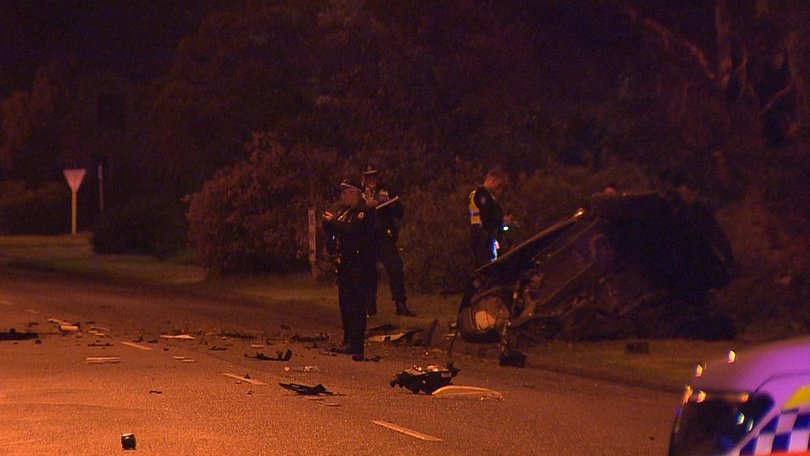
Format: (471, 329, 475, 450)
(669, 336, 810, 455)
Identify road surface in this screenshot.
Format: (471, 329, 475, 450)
(0, 269, 679, 455)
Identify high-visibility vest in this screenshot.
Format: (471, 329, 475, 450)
(469, 188, 482, 225)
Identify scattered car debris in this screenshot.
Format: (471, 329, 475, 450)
(87, 342, 113, 347)
(431, 385, 504, 400)
(371, 420, 443, 442)
(222, 372, 265, 385)
(498, 350, 527, 368)
(390, 362, 460, 394)
(0, 329, 39, 341)
(368, 329, 419, 343)
(278, 382, 337, 396)
(160, 334, 195, 340)
(86, 356, 121, 364)
(220, 330, 255, 340)
(250, 344, 264, 349)
(121, 433, 136, 450)
(209, 345, 228, 351)
(368, 323, 398, 332)
(291, 333, 329, 343)
(121, 341, 153, 351)
(59, 324, 80, 333)
(245, 349, 292, 361)
(284, 365, 322, 373)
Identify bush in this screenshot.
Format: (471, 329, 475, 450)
(91, 196, 187, 258)
(0, 180, 69, 234)
(186, 134, 346, 274)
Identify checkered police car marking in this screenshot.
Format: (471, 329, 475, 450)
(740, 404, 810, 455)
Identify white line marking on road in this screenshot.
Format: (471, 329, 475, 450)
(222, 372, 266, 385)
(371, 420, 443, 442)
(121, 341, 153, 351)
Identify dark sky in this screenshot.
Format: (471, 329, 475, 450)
(0, 0, 217, 93)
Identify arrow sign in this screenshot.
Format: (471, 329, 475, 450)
(63, 169, 86, 234)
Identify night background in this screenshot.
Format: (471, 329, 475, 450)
(1, 0, 808, 336)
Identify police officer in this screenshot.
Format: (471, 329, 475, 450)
(362, 164, 416, 317)
(468, 168, 512, 268)
(322, 179, 376, 359)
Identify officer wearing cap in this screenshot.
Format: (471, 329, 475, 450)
(322, 179, 376, 358)
(469, 168, 512, 267)
(362, 164, 415, 317)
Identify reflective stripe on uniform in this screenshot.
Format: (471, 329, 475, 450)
(469, 190, 481, 225)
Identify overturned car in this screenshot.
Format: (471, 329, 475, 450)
(456, 192, 736, 363)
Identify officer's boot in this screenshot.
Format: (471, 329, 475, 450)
(395, 301, 416, 317)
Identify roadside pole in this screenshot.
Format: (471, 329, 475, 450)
(63, 169, 86, 235)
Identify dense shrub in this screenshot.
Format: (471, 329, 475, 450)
(186, 134, 346, 274)
(91, 196, 187, 257)
(0, 180, 69, 234)
(399, 160, 651, 293)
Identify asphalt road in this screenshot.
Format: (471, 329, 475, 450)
(0, 269, 679, 455)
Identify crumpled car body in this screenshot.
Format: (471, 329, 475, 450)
(457, 192, 735, 346)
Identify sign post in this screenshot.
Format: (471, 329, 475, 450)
(63, 169, 86, 235)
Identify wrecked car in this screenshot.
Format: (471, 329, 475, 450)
(456, 191, 735, 363)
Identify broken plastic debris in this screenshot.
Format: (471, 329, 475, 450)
(284, 365, 322, 373)
(222, 372, 265, 385)
(278, 382, 337, 396)
(121, 433, 136, 450)
(121, 341, 152, 351)
(86, 356, 121, 364)
(59, 324, 80, 332)
(431, 385, 504, 400)
(291, 333, 329, 343)
(160, 334, 195, 340)
(390, 362, 460, 394)
(245, 349, 292, 361)
(0, 329, 39, 341)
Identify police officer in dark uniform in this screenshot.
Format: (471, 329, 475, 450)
(362, 164, 416, 317)
(468, 168, 512, 268)
(322, 179, 376, 358)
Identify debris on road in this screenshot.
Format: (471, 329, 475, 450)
(172, 356, 196, 363)
(59, 324, 80, 333)
(0, 328, 39, 341)
(390, 362, 460, 394)
(284, 365, 322, 373)
(249, 344, 264, 349)
(87, 342, 113, 347)
(222, 372, 266, 385)
(371, 420, 443, 442)
(278, 382, 337, 396)
(160, 334, 195, 340)
(291, 332, 329, 343)
(431, 385, 504, 400)
(149, 390, 163, 395)
(121, 341, 153, 351)
(368, 329, 419, 343)
(220, 330, 255, 340)
(209, 345, 228, 351)
(245, 349, 292, 362)
(86, 356, 121, 364)
(121, 433, 136, 450)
